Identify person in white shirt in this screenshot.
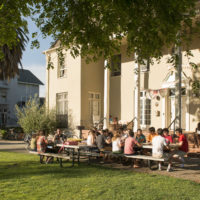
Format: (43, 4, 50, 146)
(112, 132, 122, 153)
(87, 130, 95, 146)
(152, 128, 172, 172)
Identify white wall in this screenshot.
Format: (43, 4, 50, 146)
(46, 49, 82, 133)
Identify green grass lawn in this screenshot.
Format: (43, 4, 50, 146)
(0, 152, 199, 200)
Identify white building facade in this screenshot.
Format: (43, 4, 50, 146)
(45, 40, 200, 133)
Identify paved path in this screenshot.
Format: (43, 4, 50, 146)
(0, 140, 26, 153)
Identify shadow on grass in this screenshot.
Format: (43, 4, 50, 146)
(0, 158, 134, 181)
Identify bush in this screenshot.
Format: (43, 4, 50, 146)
(0, 129, 7, 139)
(15, 96, 57, 134)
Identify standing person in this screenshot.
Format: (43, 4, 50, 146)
(135, 129, 146, 144)
(152, 128, 172, 171)
(147, 127, 157, 143)
(172, 128, 189, 168)
(162, 128, 173, 144)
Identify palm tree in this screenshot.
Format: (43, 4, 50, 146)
(0, 28, 28, 80)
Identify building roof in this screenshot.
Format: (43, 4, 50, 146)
(18, 69, 44, 85)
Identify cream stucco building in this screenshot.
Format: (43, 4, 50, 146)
(44, 40, 200, 134)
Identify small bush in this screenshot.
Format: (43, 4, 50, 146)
(15, 96, 57, 134)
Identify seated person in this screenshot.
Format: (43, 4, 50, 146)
(37, 130, 48, 153)
(87, 130, 96, 146)
(120, 129, 129, 143)
(30, 134, 37, 151)
(171, 128, 189, 168)
(124, 130, 141, 155)
(135, 129, 146, 144)
(112, 132, 122, 154)
(162, 128, 173, 144)
(147, 127, 157, 143)
(96, 130, 110, 151)
(53, 129, 65, 144)
(195, 122, 200, 145)
(152, 128, 172, 171)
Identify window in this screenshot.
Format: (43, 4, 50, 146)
(140, 59, 150, 72)
(56, 93, 68, 127)
(169, 88, 186, 96)
(88, 92, 101, 123)
(140, 91, 151, 126)
(111, 54, 121, 76)
(0, 90, 7, 103)
(58, 56, 67, 78)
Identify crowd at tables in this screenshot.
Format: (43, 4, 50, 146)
(29, 126, 190, 171)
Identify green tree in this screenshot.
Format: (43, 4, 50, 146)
(0, 0, 199, 78)
(15, 96, 57, 134)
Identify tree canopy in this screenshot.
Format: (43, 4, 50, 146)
(0, 0, 200, 79)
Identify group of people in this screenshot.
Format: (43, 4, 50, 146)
(86, 126, 189, 171)
(30, 129, 65, 153)
(29, 125, 190, 170)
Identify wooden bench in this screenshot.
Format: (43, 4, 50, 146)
(29, 151, 70, 167)
(125, 155, 168, 169)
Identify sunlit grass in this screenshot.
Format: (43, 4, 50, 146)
(0, 152, 199, 200)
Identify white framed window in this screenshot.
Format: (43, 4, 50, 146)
(111, 54, 121, 76)
(58, 56, 67, 78)
(56, 92, 68, 128)
(56, 93, 68, 115)
(88, 92, 101, 123)
(140, 91, 151, 126)
(0, 90, 7, 103)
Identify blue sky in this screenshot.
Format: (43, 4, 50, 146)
(21, 18, 53, 97)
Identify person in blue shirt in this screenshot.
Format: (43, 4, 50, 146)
(135, 129, 146, 144)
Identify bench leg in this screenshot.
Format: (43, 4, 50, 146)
(78, 150, 80, 165)
(148, 160, 152, 170)
(72, 149, 75, 167)
(130, 159, 134, 168)
(59, 158, 63, 167)
(40, 155, 44, 164)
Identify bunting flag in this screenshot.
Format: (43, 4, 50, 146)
(145, 88, 168, 99)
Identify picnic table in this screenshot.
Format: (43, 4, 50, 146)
(56, 143, 90, 166)
(141, 143, 180, 150)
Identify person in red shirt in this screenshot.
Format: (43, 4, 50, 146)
(162, 128, 173, 144)
(171, 128, 188, 168)
(176, 128, 189, 153)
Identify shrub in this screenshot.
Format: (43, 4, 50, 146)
(15, 96, 57, 134)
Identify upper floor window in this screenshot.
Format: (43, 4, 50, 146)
(111, 54, 121, 76)
(58, 56, 67, 78)
(140, 59, 150, 72)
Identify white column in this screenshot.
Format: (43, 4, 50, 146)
(103, 60, 110, 129)
(161, 97, 166, 128)
(186, 82, 190, 131)
(134, 59, 141, 132)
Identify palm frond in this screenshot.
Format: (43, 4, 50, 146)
(0, 28, 28, 80)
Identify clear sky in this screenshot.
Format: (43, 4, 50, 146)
(21, 18, 53, 97)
